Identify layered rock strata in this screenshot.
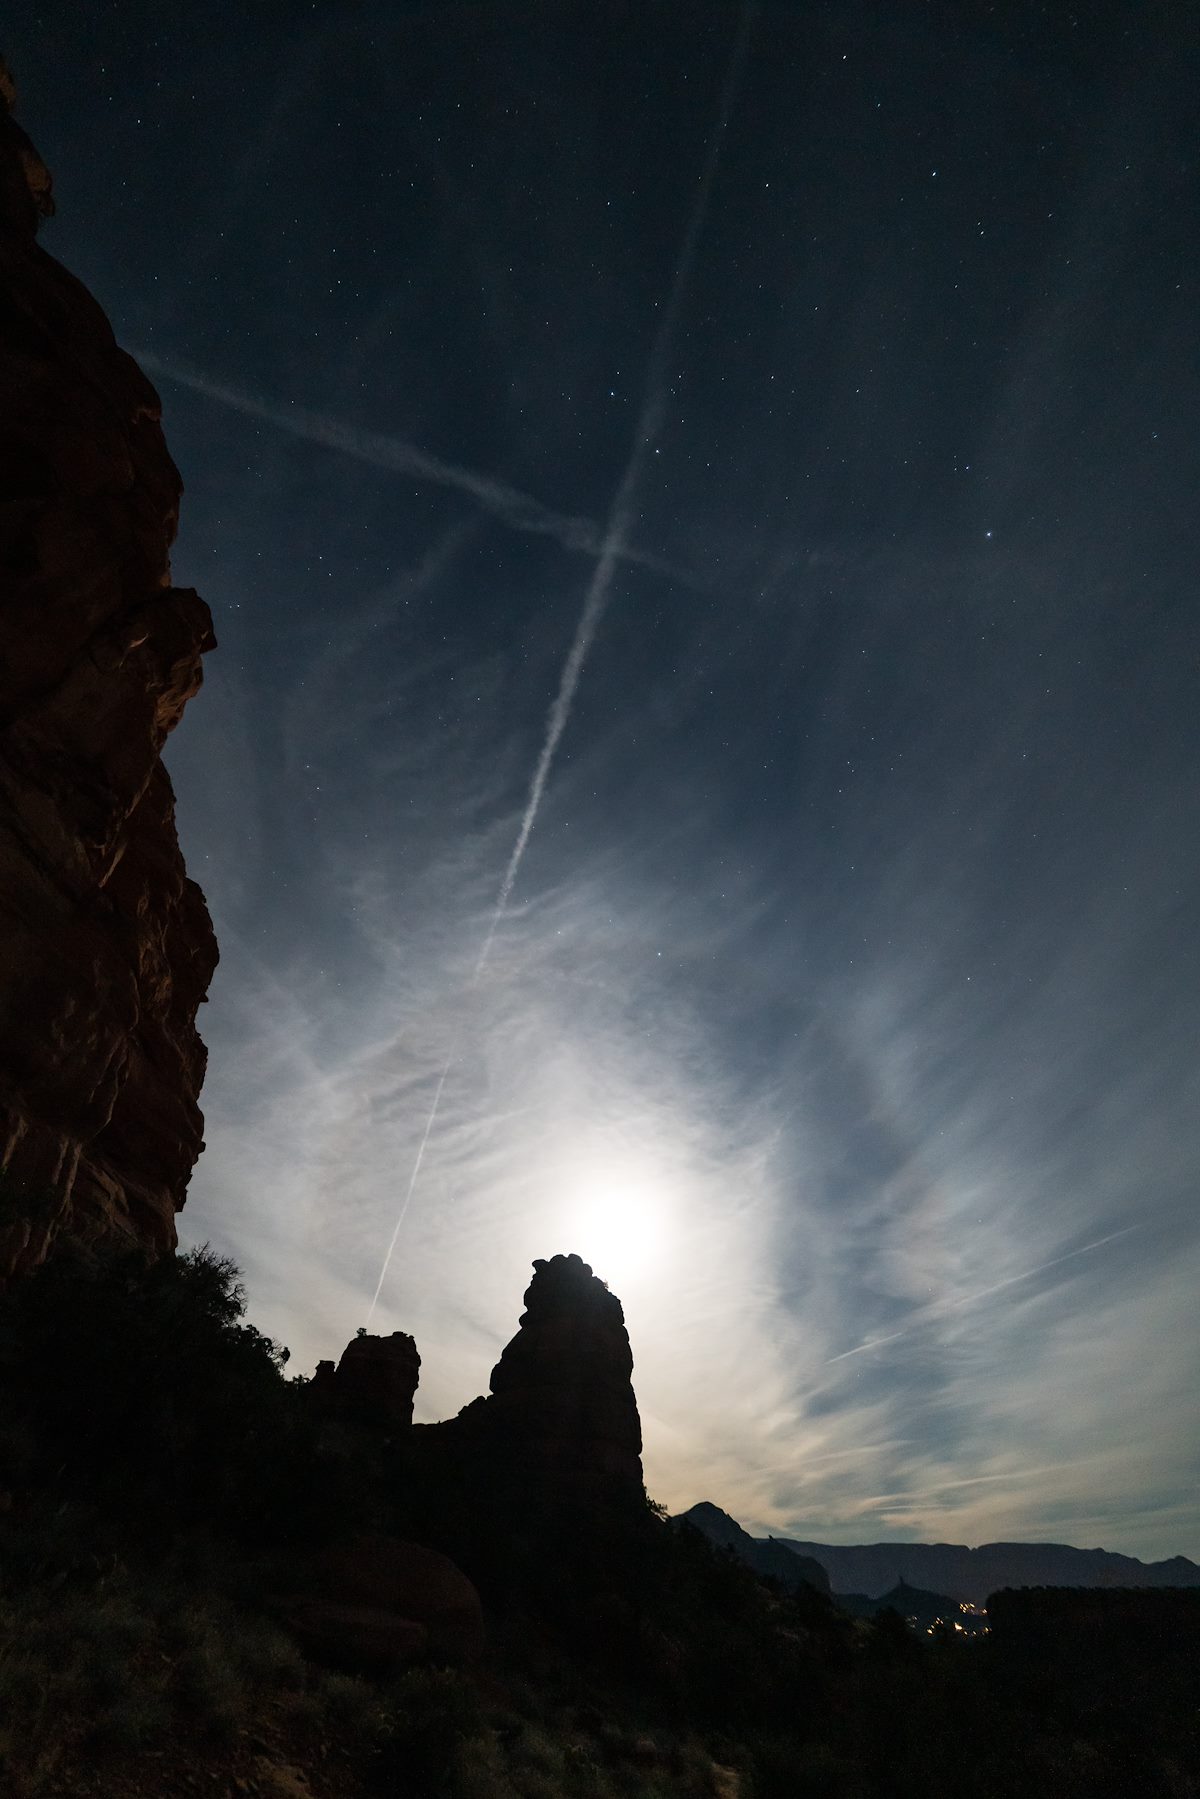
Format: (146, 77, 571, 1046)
(0, 62, 217, 1276)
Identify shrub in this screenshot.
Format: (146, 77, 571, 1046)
(368, 1666, 487, 1794)
(0, 1242, 352, 1545)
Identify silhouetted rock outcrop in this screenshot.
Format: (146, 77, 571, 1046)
(471, 1252, 643, 1500)
(988, 1584, 1200, 1652)
(311, 1330, 421, 1428)
(322, 1256, 644, 1505)
(488, 1253, 643, 1482)
(0, 61, 216, 1276)
(987, 1586, 1200, 1724)
(402, 1253, 644, 1506)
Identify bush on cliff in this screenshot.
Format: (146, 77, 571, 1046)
(0, 1242, 351, 1544)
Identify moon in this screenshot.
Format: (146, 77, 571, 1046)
(561, 1176, 671, 1291)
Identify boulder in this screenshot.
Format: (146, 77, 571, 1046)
(305, 1534, 484, 1666)
(280, 1600, 429, 1673)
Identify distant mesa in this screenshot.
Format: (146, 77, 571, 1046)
(0, 59, 217, 1277)
(677, 1502, 1200, 1605)
(777, 1535, 1200, 1605)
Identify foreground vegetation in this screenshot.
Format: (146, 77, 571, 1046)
(0, 1245, 1194, 1797)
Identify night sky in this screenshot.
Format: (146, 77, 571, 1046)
(9, 3, 1198, 1557)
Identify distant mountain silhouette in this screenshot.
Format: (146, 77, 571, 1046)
(675, 1503, 830, 1594)
(679, 1505, 1200, 1603)
(780, 1538, 1200, 1603)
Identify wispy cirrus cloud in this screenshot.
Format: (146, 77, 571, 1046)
(164, 491, 1200, 1562)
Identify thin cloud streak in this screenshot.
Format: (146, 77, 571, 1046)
(827, 1227, 1142, 1362)
(135, 347, 699, 589)
(365, 1057, 453, 1323)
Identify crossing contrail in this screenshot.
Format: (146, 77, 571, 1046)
(135, 347, 698, 590)
(475, 0, 757, 974)
(365, 5, 758, 1322)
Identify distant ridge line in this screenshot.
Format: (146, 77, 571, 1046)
(675, 1503, 1200, 1605)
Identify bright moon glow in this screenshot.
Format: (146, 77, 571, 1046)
(561, 1178, 672, 1290)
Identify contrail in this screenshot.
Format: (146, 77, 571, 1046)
(365, 1057, 452, 1323)
(366, 5, 757, 1322)
(135, 347, 697, 589)
(475, 0, 757, 973)
(472, 523, 624, 977)
(826, 1225, 1141, 1363)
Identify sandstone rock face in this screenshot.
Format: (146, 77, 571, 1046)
(0, 63, 217, 1276)
(468, 1252, 644, 1501)
(313, 1330, 421, 1428)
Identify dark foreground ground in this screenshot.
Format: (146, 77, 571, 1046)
(0, 1248, 1195, 1799)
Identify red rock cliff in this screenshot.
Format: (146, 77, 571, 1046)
(0, 61, 217, 1276)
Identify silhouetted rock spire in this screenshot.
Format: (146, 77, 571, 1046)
(481, 1253, 644, 1498)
